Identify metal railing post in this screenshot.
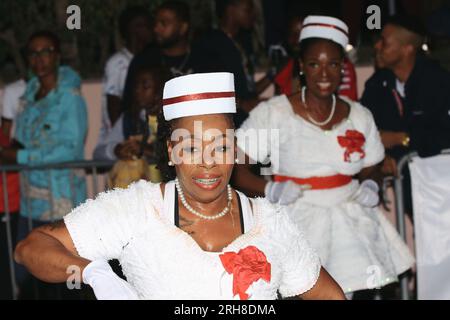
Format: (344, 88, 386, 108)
(0, 160, 115, 300)
(394, 152, 418, 300)
(92, 165, 99, 196)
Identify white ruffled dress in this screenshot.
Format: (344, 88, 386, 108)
(236, 95, 415, 293)
(64, 180, 321, 299)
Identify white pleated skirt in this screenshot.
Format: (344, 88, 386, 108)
(286, 181, 415, 293)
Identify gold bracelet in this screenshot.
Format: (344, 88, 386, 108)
(402, 135, 410, 147)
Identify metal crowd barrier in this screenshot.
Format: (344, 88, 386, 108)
(7, 153, 449, 300)
(393, 149, 450, 300)
(1, 160, 114, 300)
(393, 152, 416, 300)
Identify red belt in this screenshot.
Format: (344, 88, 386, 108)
(274, 174, 352, 190)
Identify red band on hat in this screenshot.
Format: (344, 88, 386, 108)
(163, 92, 235, 106)
(302, 23, 349, 37)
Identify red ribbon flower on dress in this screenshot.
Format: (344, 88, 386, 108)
(337, 129, 366, 162)
(219, 245, 271, 300)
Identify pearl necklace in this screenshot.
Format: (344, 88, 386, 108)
(174, 178, 232, 220)
(301, 86, 336, 127)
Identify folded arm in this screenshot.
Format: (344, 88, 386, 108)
(14, 220, 90, 283)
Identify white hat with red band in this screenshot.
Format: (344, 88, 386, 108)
(163, 72, 237, 121)
(299, 15, 349, 49)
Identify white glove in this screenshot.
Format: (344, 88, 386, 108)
(352, 179, 380, 208)
(264, 180, 306, 205)
(82, 260, 139, 300)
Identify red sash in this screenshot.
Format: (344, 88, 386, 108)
(273, 174, 352, 190)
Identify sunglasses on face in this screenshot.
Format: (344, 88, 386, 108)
(27, 47, 56, 59)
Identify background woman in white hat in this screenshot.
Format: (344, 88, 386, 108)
(233, 16, 415, 298)
(14, 72, 344, 300)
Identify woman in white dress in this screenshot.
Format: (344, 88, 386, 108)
(14, 72, 345, 300)
(233, 16, 415, 296)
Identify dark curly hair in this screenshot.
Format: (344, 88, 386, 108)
(155, 111, 177, 182)
(27, 30, 61, 54)
(155, 112, 235, 182)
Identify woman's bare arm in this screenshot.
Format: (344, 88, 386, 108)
(14, 220, 91, 283)
(358, 163, 384, 186)
(298, 267, 346, 300)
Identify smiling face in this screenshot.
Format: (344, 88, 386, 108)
(299, 39, 344, 98)
(167, 114, 235, 204)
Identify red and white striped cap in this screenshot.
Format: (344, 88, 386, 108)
(163, 72, 236, 121)
(299, 15, 349, 49)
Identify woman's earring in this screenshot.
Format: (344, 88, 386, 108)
(168, 160, 174, 166)
(235, 158, 239, 164)
(299, 70, 304, 76)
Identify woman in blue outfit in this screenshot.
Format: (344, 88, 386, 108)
(1, 31, 87, 297)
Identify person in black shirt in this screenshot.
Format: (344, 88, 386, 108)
(361, 15, 450, 165)
(361, 16, 450, 215)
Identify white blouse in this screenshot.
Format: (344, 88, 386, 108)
(236, 95, 385, 178)
(64, 180, 321, 300)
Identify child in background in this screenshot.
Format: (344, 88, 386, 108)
(93, 65, 168, 187)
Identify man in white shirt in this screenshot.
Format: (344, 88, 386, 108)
(99, 6, 152, 142)
(0, 78, 26, 138)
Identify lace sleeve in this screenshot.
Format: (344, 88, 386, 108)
(63, 181, 151, 261)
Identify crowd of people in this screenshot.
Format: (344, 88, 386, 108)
(1, 0, 450, 300)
